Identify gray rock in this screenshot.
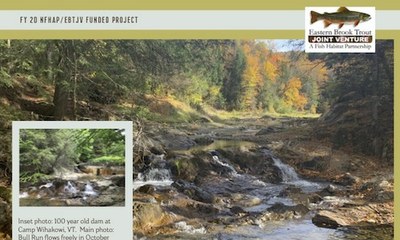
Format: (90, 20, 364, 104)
(300, 156, 329, 171)
(136, 184, 155, 194)
(312, 210, 347, 228)
(172, 180, 214, 203)
(230, 206, 247, 215)
(334, 173, 360, 186)
(267, 202, 309, 216)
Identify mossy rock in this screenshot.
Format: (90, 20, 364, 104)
(171, 158, 199, 182)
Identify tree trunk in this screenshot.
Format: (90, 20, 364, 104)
(53, 80, 71, 120)
(52, 41, 76, 120)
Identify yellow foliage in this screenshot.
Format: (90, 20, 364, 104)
(241, 45, 264, 109)
(284, 77, 308, 111)
(264, 61, 277, 82)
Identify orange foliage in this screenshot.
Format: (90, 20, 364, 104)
(284, 77, 308, 111)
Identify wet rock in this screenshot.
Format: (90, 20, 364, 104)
(308, 193, 323, 204)
(102, 186, 125, 196)
(109, 175, 125, 187)
(267, 202, 309, 216)
(319, 184, 340, 197)
(300, 156, 329, 171)
(149, 146, 166, 155)
(210, 160, 236, 176)
(171, 156, 205, 182)
(172, 180, 214, 203)
(317, 196, 355, 209)
(278, 186, 302, 197)
(218, 149, 283, 183)
(256, 203, 309, 222)
(334, 173, 360, 186)
(186, 202, 219, 216)
(230, 206, 247, 215)
(156, 129, 196, 150)
(312, 203, 394, 229)
(312, 210, 348, 228)
(231, 193, 262, 208)
(136, 184, 156, 194)
(363, 179, 394, 202)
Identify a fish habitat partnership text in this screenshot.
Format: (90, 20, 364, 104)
(18, 217, 113, 240)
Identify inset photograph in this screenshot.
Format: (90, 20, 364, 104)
(19, 128, 125, 207)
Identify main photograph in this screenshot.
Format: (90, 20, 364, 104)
(0, 39, 393, 239)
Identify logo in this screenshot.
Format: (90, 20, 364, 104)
(305, 7, 375, 53)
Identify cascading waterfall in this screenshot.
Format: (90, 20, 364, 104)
(271, 156, 300, 182)
(212, 154, 238, 176)
(83, 182, 97, 196)
(264, 149, 321, 191)
(64, 181, 78, 194)
(134, 168, 173, 190)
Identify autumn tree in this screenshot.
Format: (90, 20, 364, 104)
(283, 77, 307, 111)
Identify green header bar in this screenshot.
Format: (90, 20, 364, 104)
(1, 0, 399, 10)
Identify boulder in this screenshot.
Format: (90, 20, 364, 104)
(172, 180, 214, 203)
(319, 184, 340, 197)
(230, 206, 247, 215)
(312, 210, 349, 228)
(257, 203, 309, 222)
(133, 201, 174, 235)
(156, 129, 196, 150)
(136, 184, 155, 194)
(109, 175, 125, 187)
(267, 202, 309, 216)
(312, 203, 394, 229)
(334, 173, 360, 186)
(300, 156, 329, 171)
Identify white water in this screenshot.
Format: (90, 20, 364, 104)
(83, 183, 97, 196)
(212, 155, 238, 175)
(174, 221, 206, 234)
(266, 150, 322, 191)
(39, 182, 54, 189)
(133, 168, 173, 190)
(64, 181, 78, 194)
(19, 192, 29, 199)
(271, 156, 300, 182)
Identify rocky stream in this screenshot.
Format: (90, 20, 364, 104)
(133, 117, 393, 239)
(20, 165, 125, 207)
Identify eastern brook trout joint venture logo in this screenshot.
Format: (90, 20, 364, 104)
(305, 7, 375, 53)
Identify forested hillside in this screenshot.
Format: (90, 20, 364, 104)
(0, 40, 328, 120)
(0, 40, 394, 239)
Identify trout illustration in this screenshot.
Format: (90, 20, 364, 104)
(310, 7, 371, 29)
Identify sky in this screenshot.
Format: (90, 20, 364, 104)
(266, 39, 305, 52)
